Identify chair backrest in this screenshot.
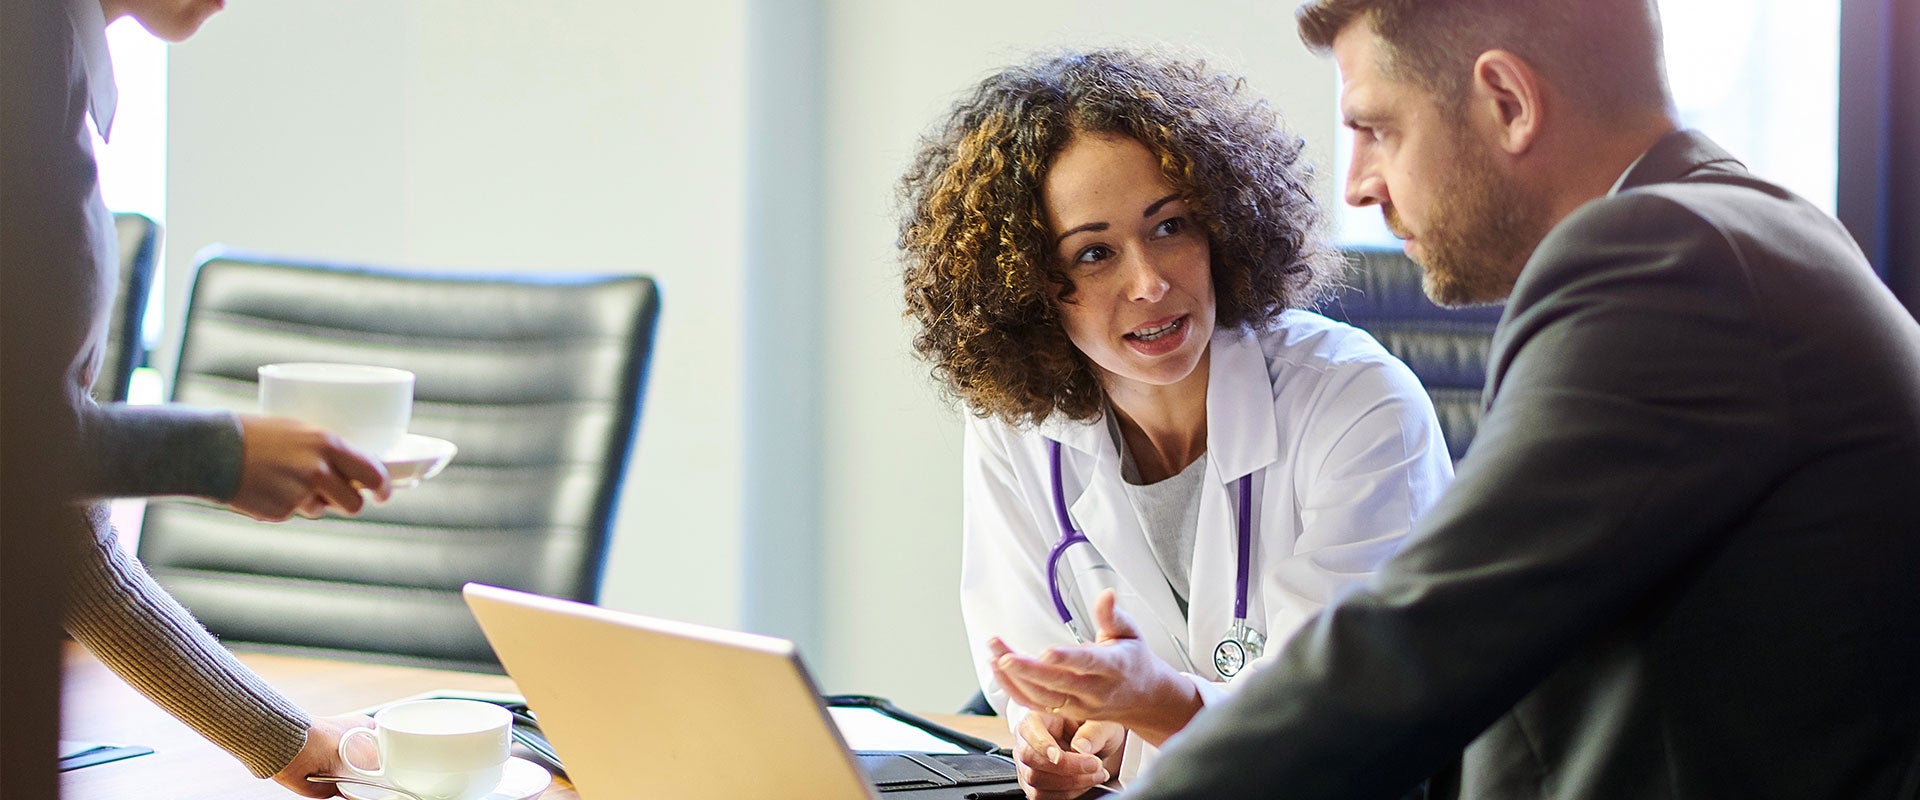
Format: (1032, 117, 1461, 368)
(92, 212, 160, 403)
(137, 253, 660, 672)
(1318, 247, 1503, 461)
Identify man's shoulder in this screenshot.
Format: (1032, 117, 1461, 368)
(1506, 188, 1756, 328)
(1532, 164, 1860, 295)
(1541, 188, 1726, 262)
(1559, 155, 1835, 249)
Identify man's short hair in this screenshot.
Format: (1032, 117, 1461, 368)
(1297, 0, 1672, 117)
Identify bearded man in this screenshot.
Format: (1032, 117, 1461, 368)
(1099, 1, 1920, 797)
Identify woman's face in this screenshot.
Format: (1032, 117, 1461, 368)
(1042, 133, 1215, 398)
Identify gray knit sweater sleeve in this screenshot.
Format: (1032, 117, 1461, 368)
(64, 503, 310, 778)
(77, 402, 244, 501)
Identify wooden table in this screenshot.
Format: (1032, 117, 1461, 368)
(60, 642, 1011, 799)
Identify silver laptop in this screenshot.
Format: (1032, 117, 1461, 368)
(462, 583, 1020, 800)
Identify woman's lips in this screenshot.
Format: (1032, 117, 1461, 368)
(1124, 314, 1190, 356)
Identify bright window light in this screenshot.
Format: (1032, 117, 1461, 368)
(91, 16, 168, 397)
(92, 17, 168, 222)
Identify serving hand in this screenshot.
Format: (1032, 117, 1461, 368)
(989, 589, 1201, 747)
(273, 713, 376, 798)
(230, 415, 391, 521)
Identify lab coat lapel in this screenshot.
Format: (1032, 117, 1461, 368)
(1035, 412, 1189, 657)
(1205, 328, 1281, 480)
(1068, 469, 1189, 654)
(1186, 328, 1281, 677)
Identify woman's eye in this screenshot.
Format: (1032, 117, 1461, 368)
(1152, 217, 1186, 238)
(1073, 245, 1113, 265)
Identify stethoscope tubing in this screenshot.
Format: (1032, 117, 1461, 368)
(1044, 439, 1255, 631)
(1045, 439, 1089, 624)
(1234, 465, 1252, 620)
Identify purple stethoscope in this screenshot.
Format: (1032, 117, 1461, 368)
(1045, 439, 1267, 679)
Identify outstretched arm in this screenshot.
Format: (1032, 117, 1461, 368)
(63, 504, 373, 792)
(79, 404, 392, 518)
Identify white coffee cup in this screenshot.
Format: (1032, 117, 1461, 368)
(258, 362, 414, 457)
(338, 699, 512, 800)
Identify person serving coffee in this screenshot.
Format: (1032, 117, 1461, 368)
(39, 0, 402, 795)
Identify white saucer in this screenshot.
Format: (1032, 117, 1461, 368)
(338, 756, 550, 800)
(381, 434, 458, 489)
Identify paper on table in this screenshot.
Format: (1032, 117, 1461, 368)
(828, 706, 969, 754)
(58, 740, 154, 771)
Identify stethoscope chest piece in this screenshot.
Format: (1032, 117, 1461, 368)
(1212, 621, 1266, 678)
(1046, 438, 1269, 680)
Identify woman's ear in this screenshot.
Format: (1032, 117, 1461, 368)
(1469, 50, 1544, 155)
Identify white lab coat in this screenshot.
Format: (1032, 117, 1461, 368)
(959, 311, 1455, 778)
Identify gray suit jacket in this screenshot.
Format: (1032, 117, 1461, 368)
(1126, 131, 1920, 799)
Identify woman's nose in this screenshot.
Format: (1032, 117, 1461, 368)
(1125, 254, 1171, 302)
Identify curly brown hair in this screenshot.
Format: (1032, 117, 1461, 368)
(898, 48, 1337, 427)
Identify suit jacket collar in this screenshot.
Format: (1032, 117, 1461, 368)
(1617, 129, 1745, 193)
(1481, 130, 1744, 411)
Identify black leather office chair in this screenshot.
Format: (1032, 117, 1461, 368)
(92, 212, 160, 403)
(137, 253, 660, 672)
(1319, 246, 1502, 461)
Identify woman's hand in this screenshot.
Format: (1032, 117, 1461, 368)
(1008, 709, 1125, 800)
(230, 415, 391, 521)
(270, 713, 375, 797)
(989, 590, 1202, 747)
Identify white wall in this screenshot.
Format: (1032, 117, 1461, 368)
(161, 1, 1335, 711)
(167, 0, 753, 632)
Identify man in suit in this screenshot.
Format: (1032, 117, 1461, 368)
(993, 0, 1920, 796)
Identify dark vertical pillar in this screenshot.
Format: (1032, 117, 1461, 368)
(0, 0, 78, 795)
(1838, 0, 1920, 316)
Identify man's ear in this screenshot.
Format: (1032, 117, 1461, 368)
(1469, 50, 1544, 155)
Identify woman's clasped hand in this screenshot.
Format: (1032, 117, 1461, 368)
(989, 590, 1201, 747)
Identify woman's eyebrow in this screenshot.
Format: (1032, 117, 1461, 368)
(1053, 193, 1184, 246)
(1054, 222, 1108, 246)
(1142, 193, 1182, 218)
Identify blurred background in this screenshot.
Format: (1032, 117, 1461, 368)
(94, 0, 1840, 711)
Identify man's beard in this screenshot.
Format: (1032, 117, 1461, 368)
(1387, 133, 1551, 308)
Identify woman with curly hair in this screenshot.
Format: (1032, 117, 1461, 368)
(898, 49, 1454, 796)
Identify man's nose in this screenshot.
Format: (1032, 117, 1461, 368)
(1345, 138, 1388, 208)
(1346, 156, 1387, 208)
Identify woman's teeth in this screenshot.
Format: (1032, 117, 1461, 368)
(1129, 317, 1183, 342)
